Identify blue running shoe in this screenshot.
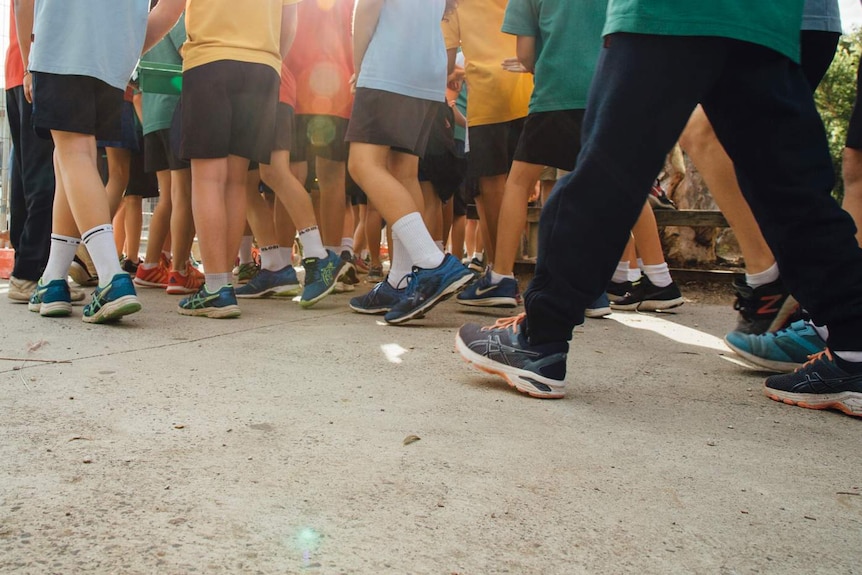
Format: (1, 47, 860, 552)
(235, 265, 301, 299)
(349, 279, 406, 314)
(764, 349, 862, 417)
(585, 292, 612, 319)
(456, 313, 568, 399)
(456, 273, 520, 307)
(724, 320, 826, 373)
(28, 278, 73, 317)
(178, 284, 240, 318)
(300, 249, 345, 308)
(82, 273, 142, 323)
(384, 254, 474, 324)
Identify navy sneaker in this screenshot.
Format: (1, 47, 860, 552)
(610, 276, 684, 311)
(235, 265, 301, 299)
(349, 279, 406, 314)
(83, 273, 142, 323)
(456, 273, 520, 307)
(731, 277, 800, 335)
(28, 278, 73, 317)
(725, 320, 826, 373)
(764, 350, 862, 417)
(456, 313, 568, 399)
(300, 250, 345, 308)
(178, 284, 240, 318)
(606, 280, 631, 302)
(384, 254, 474, 324)
(585, 292, 612, 318)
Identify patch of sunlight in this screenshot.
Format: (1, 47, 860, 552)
(608, 312, 730, 353)
(381, 343, 408, 364)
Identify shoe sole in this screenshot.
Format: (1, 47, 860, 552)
(166, 286, 199, 295)
(455, 333, 566, 399)
(177, 304, 241, 319)
(723, 337, 799, 373)
(29, 301, 73, 317)
(82, 296, 142, 324)
(385, 273, 475, 325)
(611, 297, 685, 312)
(134, 278, 169, 288)
(764, 386, 862, 417)
(456, 296, 519, 308)
(585, 306, 612, 318)
(236, 284, 302, 299)
(348, 303, 390, 315)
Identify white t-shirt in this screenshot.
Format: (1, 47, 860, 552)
(356, 0, 447, 102)
(29, 0, 149, 90)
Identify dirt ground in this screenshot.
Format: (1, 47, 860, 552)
(1, 277, 859, 574)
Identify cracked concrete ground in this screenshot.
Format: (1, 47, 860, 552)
(0, 279, 859, 574)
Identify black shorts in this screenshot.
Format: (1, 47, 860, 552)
(345, 88, 437, 158)
(273, 102, 295, 152)
(180, 60, 279, 163)
(97, 101, 141, 151)
(125, 146, 159, 198)
(513, 109, 584, 171)
(144, 128, 189, 172)
(467, 117, 525, 179)
(31, 72, 123, 141)
(293, 114, 349, 162)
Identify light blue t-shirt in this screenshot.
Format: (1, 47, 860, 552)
(356, 0, 448, 102)
(802, 0, 842, 32)
(29, 0, 149, 90)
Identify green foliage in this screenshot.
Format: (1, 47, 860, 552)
(815, 29, 862, 202)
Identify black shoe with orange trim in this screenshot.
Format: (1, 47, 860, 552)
(732, 277, 800, 335)
(764, 349, 862, 417)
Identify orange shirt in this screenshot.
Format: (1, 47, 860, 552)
(5, 4, 25, 90)
(280, 58, 297, 107)
(286, 0, 354, 118)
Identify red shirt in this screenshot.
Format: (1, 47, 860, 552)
(285, 0, 354, 118)
(5, 4, 25, 90)
(280, 58, 297, 108)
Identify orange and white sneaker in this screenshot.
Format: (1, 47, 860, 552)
(133, 263, 170, 288)
(166, 267, 205, 295)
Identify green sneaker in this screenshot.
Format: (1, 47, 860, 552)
(178, 284, 241, 318)
(232, 262, 260, 284)
(82, 273, 142, 324)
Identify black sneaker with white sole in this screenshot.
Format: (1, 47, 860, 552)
(610, 276, 684, 311)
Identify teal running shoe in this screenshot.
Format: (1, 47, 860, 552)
(83, 273, 142, 323)
(178, 284, 241, 318)
(724, 320, 826, 373)
(300, 250, 345, 308)
(29, 278, 73, 317)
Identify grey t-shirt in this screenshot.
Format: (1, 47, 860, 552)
(29, 0, 149, 90)
(802, 0, 842, 32)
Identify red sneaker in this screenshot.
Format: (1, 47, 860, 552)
(166, 267, 205, 295)
(134, 263, 170, 288)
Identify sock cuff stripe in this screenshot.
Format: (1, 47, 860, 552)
(82, 225, 113, 243)
(51, 234, 81, 245)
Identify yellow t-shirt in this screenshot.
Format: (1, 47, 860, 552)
(183, 0, 300, 73)
(442, 0, 532, 127)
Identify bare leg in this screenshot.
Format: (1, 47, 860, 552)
(105, 147, 131, 218)
(495, 160, 544, 276)
(169, 169, 194, 272)
(142, 170, 173, 265)
(123, 195, 143, 262)
(420, 181, 444, 242)
(475, 174, 506, 266)
(842, 147, 862, 247)
(630, 201, 666, 266)
(316, 157, 346, 247)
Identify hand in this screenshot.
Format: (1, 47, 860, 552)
(23, 72, 33, 104)
(349, 73, 357, 94)
(501, 57, 528, 73)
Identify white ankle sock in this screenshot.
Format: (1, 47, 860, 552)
(387, 236, 413, 288)
(490, 270, 513, 283)
(82, 225, 123, 287)
(279, 247, 294, 265)
(612, 262, 629, 284)
(259, 244, 285, 271)
(205, 272, 232, 292)
(298, 226, 327, 259)
(43, 234, 81, 283)
(340, 237, 354, 255)
(642, 262, 672, 288)
(239, 236, 254, 265)
(391, 212, 443, 270)
(627, 268, 643, 282)
(745, 263, 780, 289)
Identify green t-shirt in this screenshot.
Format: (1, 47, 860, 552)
(603, 0, 805, 63)
(502, 0, 607, 114)
(140, 17, 186, 136)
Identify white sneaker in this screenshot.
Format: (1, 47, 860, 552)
(8, 276, 37, 302)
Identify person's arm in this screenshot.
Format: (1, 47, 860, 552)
(516, 35, 536, 73)
(143, 0, 184, 54)
(447, 47, 458, 76)
(14, 0, 34, 102)
(280, 3, 298, 60)
(352, 0, 384, 77)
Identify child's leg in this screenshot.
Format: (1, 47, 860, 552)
(420, 181, 444, 245)
(494, 160, 544, 277)
(141, 170, 173, 266)
(40, 150, 81, 283)
(123, 195, 143, 263)
(365, 202, 383, 269)
(317, 156, 347, 250)
(273, 199, 297, 265)
(113, 202, 127, 256)
(105, 147, 131, 217)
(169, 168, 195, 272)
